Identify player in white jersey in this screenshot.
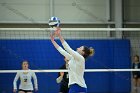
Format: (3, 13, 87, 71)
(13, 61, 38, 93)
(50, 27, 94, 93)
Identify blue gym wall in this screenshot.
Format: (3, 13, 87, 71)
(0, 39, 131, 93)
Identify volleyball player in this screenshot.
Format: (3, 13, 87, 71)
(132, 55, 140, 93)
(56, 57, 69, 93)
(13, 60, 38, 93)
(50, 27, 94, 93)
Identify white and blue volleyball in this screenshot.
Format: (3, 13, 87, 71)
(48, 17, 60, 28)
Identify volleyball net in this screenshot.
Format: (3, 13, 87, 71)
(0, 28, 140, 93)
(0, 28, 139, 39)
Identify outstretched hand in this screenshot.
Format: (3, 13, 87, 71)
(50, 31, 60, 49)
(54, 27, 61, 36)
(50, 27, 61, 41)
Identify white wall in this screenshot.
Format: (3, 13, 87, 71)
(54, 0, 108, 23)
(0, 0, 140, 23)
(0, 0, 108, 23)
(0, 0, 50, 23)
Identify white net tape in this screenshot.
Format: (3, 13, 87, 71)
(0, 69, 139, 73)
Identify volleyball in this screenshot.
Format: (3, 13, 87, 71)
(48, 17, 60, 28)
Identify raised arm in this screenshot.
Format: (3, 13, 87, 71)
(13, 72, 20, 92)
(32, 72, 38, 91)
(56, 28, 83, 61)
(50, 35, 72, 60)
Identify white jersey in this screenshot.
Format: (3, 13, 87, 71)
(57, 41, 87, 88)
(13, 70, 38, 90)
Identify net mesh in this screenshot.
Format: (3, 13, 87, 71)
(0, 28, 140, 93)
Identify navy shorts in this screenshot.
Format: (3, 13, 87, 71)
(19, 89, 33, 93)
(69, 84, 87, 93)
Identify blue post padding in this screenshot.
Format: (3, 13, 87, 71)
(0, 39, 131, 93)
